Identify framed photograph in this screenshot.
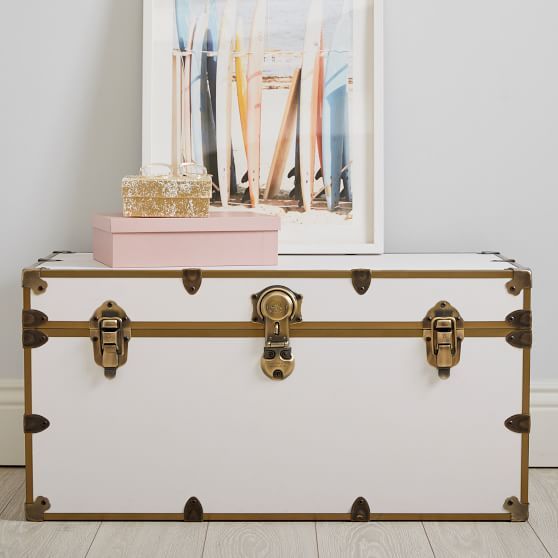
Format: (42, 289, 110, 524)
(143, 0, 384, 253)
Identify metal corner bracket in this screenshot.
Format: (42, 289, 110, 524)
(22, 269, 48, 295)
(351, 497, 371, 521)
(506, 331, 532, 349)
(24, 414, 50, 434)
(182, 269, 202, 295)
(351, 269, 372, 295)
(184, 497, 204, 521)
(505, 269, 532, 296)
(22, 330, 48, 349)
(25, 496, 51, 522)
(22, 309, 48, 328)
(503, 496, 529, 521)
(505, 310, 532, 328)
(504, 414, 530, 434)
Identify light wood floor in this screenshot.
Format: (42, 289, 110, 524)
(0, 468, 556, 557)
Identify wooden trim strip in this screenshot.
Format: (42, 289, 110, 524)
(44, 512, 512, 522)
(23, 286, 34, 504)
(520, 287, 532, 504)
(40, 320, 511, 331)
(38, 269, 513, 280)
(24, 349, 33, 504)
(34, 327, 516, 339)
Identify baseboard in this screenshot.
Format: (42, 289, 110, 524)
(530, 382, 558, 467)
(0, 379, 24, 466)
(1, 379, 556, 467)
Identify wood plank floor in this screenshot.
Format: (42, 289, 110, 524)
(0, 468, 556, 558)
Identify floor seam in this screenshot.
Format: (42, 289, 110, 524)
(421, 522, 437, 558)
(200, 521, 210, 558)
(83, 521, 102, 558)
(527, 519, 553, 558)
(0, 477, 25, 519)
(314, 522, 320, 558)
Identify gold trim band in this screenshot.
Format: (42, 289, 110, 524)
(31, 327, 516, 339)
(38, 269, 514, 280)
(44, 512, 512, 522)
(520, 287, 532, 503)
(39, 320, 511, 331)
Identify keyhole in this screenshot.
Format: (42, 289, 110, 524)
(274, 322, 280, 335)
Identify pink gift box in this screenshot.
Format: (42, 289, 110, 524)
(93, 213, 280, 268)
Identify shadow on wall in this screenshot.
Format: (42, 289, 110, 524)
(64, 0, 143, 245)
(0, 0, 142, 380)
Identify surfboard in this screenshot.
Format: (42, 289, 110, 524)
(202, 23, 219, 190)
(206, 0, 219, 120)
(316, 32, 324, 181)
(173, 1, 192, 170)
(246, 0, 267, 207)
(181, 30, 196, 166)
(322, 4, 351, 211)
(341, 95, 352, 201)
(265, 68, 301, 199)
(299, 0, 322, 211)
(235, 22, 248, 157)
(216, 0, 237, 206)
(293, 98, 302, 202)
(175, 0, 190, 51)
(190, 13, 209, 167)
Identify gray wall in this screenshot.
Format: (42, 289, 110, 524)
(1, 0, 556, 382)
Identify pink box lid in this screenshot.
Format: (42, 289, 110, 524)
(93, 212, 281, 234)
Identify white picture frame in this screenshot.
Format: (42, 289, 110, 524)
(142, 0, 384, 254)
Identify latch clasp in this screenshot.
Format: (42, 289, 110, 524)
(252, 286, 302, 380)
(90, 301, 131, 379)
(423, 301, 464, 379)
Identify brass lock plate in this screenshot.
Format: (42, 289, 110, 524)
(252, 286, 302, 380)
(423, 301, 464, 379)
(90, 301, 131, 378)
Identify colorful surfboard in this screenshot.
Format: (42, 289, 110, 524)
(341, 95, 352, 201)
(299, 0, 322, 211)
(322, 3, 351, 211)
(265, 68, 301, 199)
(206, 0, 219, 120)
(190, 13, 209, 167)
(316, 32, 324, 181)
(202, 21, 219, 190)
(235, 22, 248, 157)
(246, 0, 267, 207)
(175, 0, 190, 51)
(216, 0, 238, 206)
(173, 1, 194, 169)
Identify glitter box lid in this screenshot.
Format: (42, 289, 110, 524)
(121, 174, 212, 199)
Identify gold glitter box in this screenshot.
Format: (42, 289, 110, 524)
(122, 164, 212, 218)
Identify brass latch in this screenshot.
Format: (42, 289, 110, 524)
(90, 301, 131, 379)
(252, 286, 302, 380)
(423, 301, 464, 379)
